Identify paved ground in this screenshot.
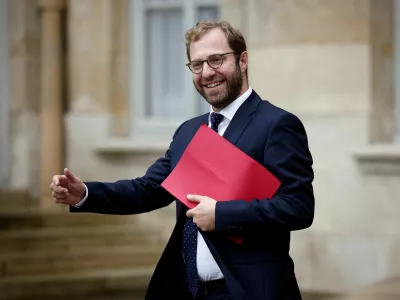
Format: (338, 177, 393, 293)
(327, 277, 400, 300)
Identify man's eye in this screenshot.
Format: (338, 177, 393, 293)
(209, 57, 222, 63)
(192, 62, 202, 69)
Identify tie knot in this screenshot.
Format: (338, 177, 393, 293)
(210, 112, 224, 132)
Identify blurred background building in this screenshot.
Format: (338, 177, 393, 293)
(0, 0, 399, 299)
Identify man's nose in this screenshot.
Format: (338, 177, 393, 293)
(201, 62, 216, 78)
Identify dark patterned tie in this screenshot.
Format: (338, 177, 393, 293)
(182, 112, 224, 298)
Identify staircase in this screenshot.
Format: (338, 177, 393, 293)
(0, 210, 166, 300)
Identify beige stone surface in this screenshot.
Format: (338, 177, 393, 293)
(249, 44, 371, 115)
(244, 0, 370, 47)
(369, 0, 395, 143)
(8, 0, 41, 200)
(39, 0, 65, 210)
(291, 232, 400, 293)
(109, 0, 130, 137)
(68, 0, 113, 114)
(220, 0, 248, 35)
(300, 115, 368, 233)
(328, 277, 400, 300)
(67, 0, 131, 138)
(0, 0, 10, 188)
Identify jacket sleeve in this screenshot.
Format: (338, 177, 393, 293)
(215, 113, 314, 232)
(70, 124, 186, 215)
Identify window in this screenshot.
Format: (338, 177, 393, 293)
(130, 0, 219, 138)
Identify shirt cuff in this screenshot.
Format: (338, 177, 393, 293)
(74, 184, 88, 208)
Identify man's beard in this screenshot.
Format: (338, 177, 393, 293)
(195, 64, 243, 110)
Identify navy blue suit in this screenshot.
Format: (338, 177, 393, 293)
(71, 91, 314, 300)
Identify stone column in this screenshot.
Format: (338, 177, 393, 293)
(110, 0, 130, 137)
(65, 0, 114, 180)
(38, 0, 65, 210)
(370, 0, 395, 143)
(9, 0, 41, 203)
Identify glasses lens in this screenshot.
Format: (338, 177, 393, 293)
(190, 62, 203, 73)
(208, 55, 224, 68)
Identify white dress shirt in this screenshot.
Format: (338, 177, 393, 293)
(196, 87, 253, 281)
(76, 87, 253, 281)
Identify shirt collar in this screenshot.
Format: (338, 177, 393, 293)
(209, 87, 253, 122)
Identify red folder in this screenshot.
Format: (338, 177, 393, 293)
(161, 124, 281, 209)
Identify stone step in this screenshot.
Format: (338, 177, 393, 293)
(0, 190, 34, 213)
(0, 245, 163, 278)
(0, 225, 162, 253)
(0, 267, 154, 300)
(301, 291, 339, 300)
(0, 211, 139, 230)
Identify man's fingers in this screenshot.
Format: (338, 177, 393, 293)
(54, 198, 67, 204)
(52, 191, 69, 199)
(186, 209, 195, 218)
(64, 168, 79, 183)
(52, 175, 61, 186)
(51, 171, 74, 206)
(50, 183, 69, 194)
(55, 186, 68, 194)
(187, 194, 204, 203)
(51, 175, 69, 187)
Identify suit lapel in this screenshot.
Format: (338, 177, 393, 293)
(192, 91, 262, 146)
(188, 113, 209, 138)
(222, 91, 262, 145)
(199, 113, 209, 127)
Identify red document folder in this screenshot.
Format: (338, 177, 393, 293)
(161, 124, 281, 209)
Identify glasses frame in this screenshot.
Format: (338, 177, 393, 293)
(186, 52, 236, 74)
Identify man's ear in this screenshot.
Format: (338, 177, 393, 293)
(239, 51, 248, 73)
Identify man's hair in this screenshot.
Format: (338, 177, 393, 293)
(185, 20, 247, 62)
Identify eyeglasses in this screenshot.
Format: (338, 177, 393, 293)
(186, 52, 236, 74)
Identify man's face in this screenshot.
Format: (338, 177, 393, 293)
(189, 28, 246, 111)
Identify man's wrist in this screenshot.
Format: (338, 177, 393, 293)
(74, 184, 88, 208)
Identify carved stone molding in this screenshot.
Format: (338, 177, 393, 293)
(354, 144, 400, 175)
(38, 0, 65, 11)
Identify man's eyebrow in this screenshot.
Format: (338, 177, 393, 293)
(191, 53, 223, 61)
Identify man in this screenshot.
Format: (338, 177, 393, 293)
(50, 21, 314, 300)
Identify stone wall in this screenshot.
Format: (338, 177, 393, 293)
(220, 0, 400, 293)
(8, 0, 41, 201)
(5, 0, 397, 294)
(65, 0, 176, 237)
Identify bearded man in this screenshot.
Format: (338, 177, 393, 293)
(50, 21, 314, 300)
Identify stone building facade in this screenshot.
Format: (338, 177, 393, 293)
(0, 0, 400, 298)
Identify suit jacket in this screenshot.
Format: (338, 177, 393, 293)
(71, 90, 314, 300)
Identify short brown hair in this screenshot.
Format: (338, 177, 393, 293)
(185, 21, 247, 62)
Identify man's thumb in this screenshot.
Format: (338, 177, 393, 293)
(64, 168, 79, 183)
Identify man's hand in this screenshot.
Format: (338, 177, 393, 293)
(186, 194, 217, 231)
(49, 168, 86, 206)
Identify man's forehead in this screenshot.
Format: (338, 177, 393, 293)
(189, 29, 230, 60)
